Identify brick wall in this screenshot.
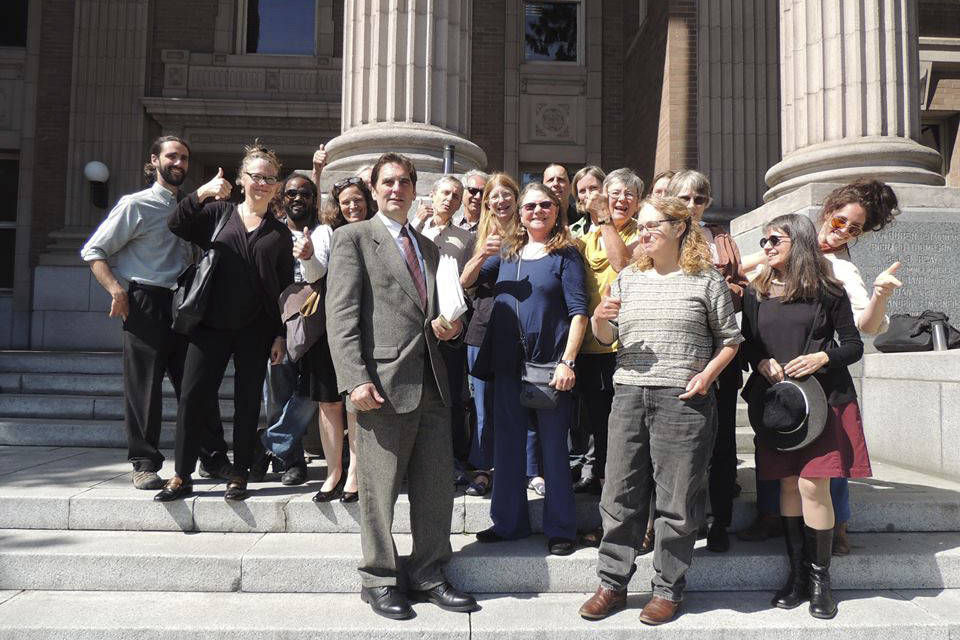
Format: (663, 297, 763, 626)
(146, 0, 219, 97)
(470, 0, 506, 171)
(919, 0, 960, 38)
(29, 0, 75, 267)
(600, 0, 624, 171)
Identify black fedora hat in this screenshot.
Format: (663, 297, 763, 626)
(747, 375, 828, 452)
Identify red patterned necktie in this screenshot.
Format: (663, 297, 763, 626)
(398, 226, 427, 309)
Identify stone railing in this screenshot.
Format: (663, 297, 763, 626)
(160, 50, 341, 102)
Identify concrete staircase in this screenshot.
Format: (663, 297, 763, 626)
(0, 352, 959, 638)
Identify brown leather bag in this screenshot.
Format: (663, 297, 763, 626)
(279, 280, 326, 362)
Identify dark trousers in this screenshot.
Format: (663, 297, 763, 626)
(574, 353, 615, 481)
(174, 315, 274, 478)
(708, 363, 741, 527)
(440, 344, 469, 465)
(122, 282, 227, 472)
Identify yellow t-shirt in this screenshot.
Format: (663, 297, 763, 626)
(577, 220, 640, 354)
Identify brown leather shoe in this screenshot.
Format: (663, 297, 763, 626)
(579, 585, 627, 620)
(638, 596, 680, 625)
(736, 513, 783, 542)
(832, 521, 850, 556)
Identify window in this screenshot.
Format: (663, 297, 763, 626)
(0, 157, 17, 289)
(0, 0, 28, 47)
(245, 0, 316, 55)
(524, 1, 579, 63)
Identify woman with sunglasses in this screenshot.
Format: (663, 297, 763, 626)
(666, 170, 749, 554)
(157, 142, 293, 502)
(741, 214, 869, 620)
(461, 182, 588, 556)
(739, 179, 901, 553)
(580, 195, 741, 626)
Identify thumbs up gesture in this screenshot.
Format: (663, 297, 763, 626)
(312, 144, 328, 172)
(198, 167, 232, 202)
(593, 284, 622, 321)
(873, 261, 903, 299)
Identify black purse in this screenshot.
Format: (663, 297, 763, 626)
(515, 256, 560, 410)
(873, 310, 960, 353)
(171, 209, 230, 335)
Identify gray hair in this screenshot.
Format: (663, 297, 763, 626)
(667, 169, 712, 205)
(462, 169, 489, 185)
(603, 168, 644, 197)
(432, 174, 464, 194)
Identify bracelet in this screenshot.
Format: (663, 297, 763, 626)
(559, 359, 576, 370)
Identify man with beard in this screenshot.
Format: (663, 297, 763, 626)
(82, 136, 230, 489)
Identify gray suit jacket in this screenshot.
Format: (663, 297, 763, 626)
(326, 216, 451, 414)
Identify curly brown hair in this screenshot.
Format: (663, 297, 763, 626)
(819, 179, 899, 233)
(632, 195, 713, 275)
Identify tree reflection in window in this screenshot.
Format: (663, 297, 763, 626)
(524, 2, 578, 62)
(247, 0, 315, 55)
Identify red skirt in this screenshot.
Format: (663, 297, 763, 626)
(757, 400, 872, 480)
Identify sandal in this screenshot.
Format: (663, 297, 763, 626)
(527, 476, 546, 496)
(466, 472, 492, 497)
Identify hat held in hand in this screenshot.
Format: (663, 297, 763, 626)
(748, 375, 828, 452)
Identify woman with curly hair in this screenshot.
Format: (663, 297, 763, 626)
(579, 195, 742, 626)
(461, 181, 588, 556)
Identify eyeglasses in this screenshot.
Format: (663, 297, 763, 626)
(759, 235, 791, 248)
(829, 215, 864, 237)
(242, 171, 279, 185)
(607, 190, 637, 201)
(466, 187, 484, 197)
(284, 189, 314, 199)
(678, 194, 709, 206)
(638, 218, 678, 233)
(521, 200, 556, 213)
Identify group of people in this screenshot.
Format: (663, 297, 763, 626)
(82, 135, 902, 624)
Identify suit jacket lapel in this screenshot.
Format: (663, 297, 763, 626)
(372, 216, 424, 312)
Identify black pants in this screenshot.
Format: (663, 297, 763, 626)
(174, 314, 274, 478)
(122, 282, 227, 472)
(708, 361, 741, 527)
(574, 353, 616, 481)
(440, 344, 470, 465)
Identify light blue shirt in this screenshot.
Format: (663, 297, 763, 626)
(376, 211, 426, 278)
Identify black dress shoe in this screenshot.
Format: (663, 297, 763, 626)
(198, 454, 232, 480)
(476, 527, 506, 543)
(280, 464, 308, 486)
(312, 476, 344, 502)
(224, 477, 249, 501)
(573, 476, 602, 495)
(409, 581, 478, 612)
(153, 476, 193, 502)
(360, 586, 414, 620)
(548, 537, 576, 556)
(706, 523, 730, 552)
(248, 451, 270, 483)
(340, 490, 359, 503)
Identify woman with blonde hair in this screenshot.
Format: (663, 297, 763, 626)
(462, 182, 588, 555)
(579, 195, 742, 625)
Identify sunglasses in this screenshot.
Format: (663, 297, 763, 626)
(678, 194, 709, 206)
(829, 215, 864, 237)
(521, 200, 556, 213)
(332, 176, 366, 197)
(284, 189, 314, 199)
(759, 235, 791, 248)
(466, 187, 484, 197)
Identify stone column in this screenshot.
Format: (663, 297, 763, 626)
(323, 0, 486, 188)
(764, 0, 944, 201)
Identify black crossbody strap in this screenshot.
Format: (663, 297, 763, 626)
(800, 299, 823, 356)
(515, 256, 530, 361)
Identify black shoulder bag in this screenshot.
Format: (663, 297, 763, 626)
(516, 256, 561, 409)
(171, 209, 231, 335)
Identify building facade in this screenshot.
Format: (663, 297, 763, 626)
(0, 0, 958, 348)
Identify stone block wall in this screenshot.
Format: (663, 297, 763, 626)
(600, 0, 624, 171)
(146, 0, 219, 97)
(30, 265, 121, 350)
(919, 0, 960, 38)
(470, 0, 506, 172)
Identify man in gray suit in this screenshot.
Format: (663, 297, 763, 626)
(326, 153, 478, 620)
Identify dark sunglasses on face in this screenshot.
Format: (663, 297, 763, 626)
(466, 186, 484, 197)
(759, 234, 791, 248)
(678, 194, 709, 206)
(284, 189, 314, 199)
(521, 200, 556, 213)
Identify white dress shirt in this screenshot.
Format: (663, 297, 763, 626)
(377, 211, 426, 277)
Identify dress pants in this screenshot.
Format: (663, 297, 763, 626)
(574, 353, 615, 482)
(175, 315, 274, 478)
(122, 282, 227, 472)
(491, 374, 576, 540)
(708, 363, 741, 528)
(355, 367, 454, 590)
(440, 344, 470, 465)
(597, 385, 717, 602)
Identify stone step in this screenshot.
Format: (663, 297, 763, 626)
(0, 350, 236, 376)
(0, 419, 236, 448)
(0, 394, 236, 422)
(0, 528, 958, 594)
(0, 372, 234, 397)
(0, 589, 956, 639)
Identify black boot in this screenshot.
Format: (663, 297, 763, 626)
(805, 525, 838, 619)
(771, 516, 808, 609)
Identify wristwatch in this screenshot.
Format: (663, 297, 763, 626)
(560, 359, 576, 370)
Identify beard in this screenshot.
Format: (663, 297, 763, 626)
(285, 202, 315, 226)
(158, 164, 186, 186)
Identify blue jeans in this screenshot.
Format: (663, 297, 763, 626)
(467, 345, 495, 469)
(261, 355, 317, 470)
(756, 476, 852, 523)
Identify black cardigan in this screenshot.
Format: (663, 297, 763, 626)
(740, 288, 863, 406)
(168, 193, 294, 336)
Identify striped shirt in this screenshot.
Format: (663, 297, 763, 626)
(608, 266, 743, 388)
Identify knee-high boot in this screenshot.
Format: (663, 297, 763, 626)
(804, 525, 838, 619)
(771, 516, 807, 608)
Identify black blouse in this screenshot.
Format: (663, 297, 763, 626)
(168, 193, 294, 336)
(740, 288, 863, 405)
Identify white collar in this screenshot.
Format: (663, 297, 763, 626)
(376, 211, 408, 236)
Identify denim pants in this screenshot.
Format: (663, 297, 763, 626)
(597, 384, 717, 602)
(756, 475, 852, 523)
(467, 345, 495, 469)
(261, 355, 317, 470)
